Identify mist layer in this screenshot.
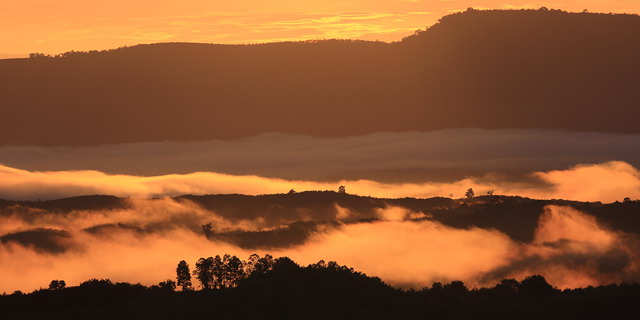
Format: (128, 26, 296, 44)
(0, 160, 638, 202)
(1, 199, 638, 293)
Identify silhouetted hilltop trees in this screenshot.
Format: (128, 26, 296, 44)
(1, 8, 639, 146)
(1, 254, 638, 319)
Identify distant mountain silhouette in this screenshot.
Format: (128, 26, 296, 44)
(1, 8, 639, 146)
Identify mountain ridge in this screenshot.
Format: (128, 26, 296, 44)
(2, 8, 639, 146)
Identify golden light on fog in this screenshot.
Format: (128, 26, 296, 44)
(0, 161, 638, 202)
(1, 202, 637, 293)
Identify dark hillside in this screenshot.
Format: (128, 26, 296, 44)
(400, 9, 640, 133)
(1, 9, 639, 145)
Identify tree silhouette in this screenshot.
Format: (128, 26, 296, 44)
(444, 280, 468, 293)
(158, 279, 176, 292)
(310, 259, 327, 268)
(48, 280, 66, 290)
(211, 255, 224, 289)
(465, 188, 475, 199)
(493, 278, 519, 296)
(223, 255, 244, 288)
(28, 52, 49, 59)
(518, 275, 556, 298)
(176, 260, 192, 291)
(244, 253, 261, 275)
(252, 254, 275, 274)
(201, 223, 214, 237)
(193, 257, 214, 290)
(338, 186, 346, 194)
(79, 278, 113, 289)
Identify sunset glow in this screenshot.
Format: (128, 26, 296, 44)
(1, 1, 639, 316)
(2, 0, 639, 58)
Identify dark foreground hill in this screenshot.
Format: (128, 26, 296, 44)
(1, 256, 638, 320)
(1, 8, 640, 146)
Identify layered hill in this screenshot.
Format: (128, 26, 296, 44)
(2, 192, 639, 295)
(2, 192, 639, 251)
(1, 8, 639, 146)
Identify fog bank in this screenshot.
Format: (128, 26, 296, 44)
(0, 161, 638, 203)
(1, 202, 638, 293)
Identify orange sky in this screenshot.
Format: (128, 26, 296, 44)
(1, 0, 639, 58)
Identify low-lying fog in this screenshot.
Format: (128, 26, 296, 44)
(1, 199, 638, 293)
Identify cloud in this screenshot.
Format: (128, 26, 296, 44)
(1, 129, 639, 205)
(478, 206, 640, 288)
(283, 217, 517, 288)
(281, 205, 640, 289)
(0, 159, 638, 202)
(0, 198, 266, 237)
(533, 162, 640, 203)
(1, 202, 638, 293)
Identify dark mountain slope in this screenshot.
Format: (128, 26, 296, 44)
(1, 9, 639, 146)
(400, 8, 640, 133)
